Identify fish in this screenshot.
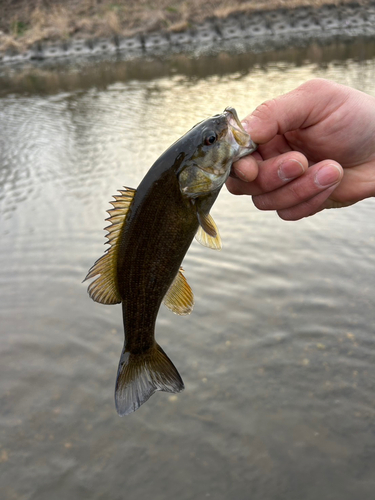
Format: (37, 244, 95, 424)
(84, 107, 256, 416)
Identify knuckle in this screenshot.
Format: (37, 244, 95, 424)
(285, 182, 305, 203)
(252, 99, 277, 121)
(277, 209, 298, 221)
(252, 194, 270, 210)
(225, 180, 242, 196)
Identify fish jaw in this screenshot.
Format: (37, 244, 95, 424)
(225, 107, 257, 161)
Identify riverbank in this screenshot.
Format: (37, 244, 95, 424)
(1, 0, 374, 64)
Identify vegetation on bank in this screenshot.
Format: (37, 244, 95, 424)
(0, 0, 371, 53)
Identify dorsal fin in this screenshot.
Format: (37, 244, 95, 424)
(195, 212, 222, 250)
(163, 268, 194, 315)
(84, 187, 136, 304)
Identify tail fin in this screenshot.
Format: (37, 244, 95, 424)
(115, 344, 184, 416)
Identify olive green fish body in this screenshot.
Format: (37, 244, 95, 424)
(118, 168, 200, 350)
(114, 136, 221, 415)
(85, 108, 257, 415)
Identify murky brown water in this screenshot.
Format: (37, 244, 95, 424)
(1, 38, 375, 500)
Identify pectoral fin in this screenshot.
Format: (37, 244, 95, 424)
(197, 210, 217, 237)
(163, 268, 194, 315)
(195, 212, 222, 250)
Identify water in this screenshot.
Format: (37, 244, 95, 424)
(1, 39, 375, 500)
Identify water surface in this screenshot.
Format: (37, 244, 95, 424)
(1, 39, 375, 500)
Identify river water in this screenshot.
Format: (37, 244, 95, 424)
(1, 38, 375, 500)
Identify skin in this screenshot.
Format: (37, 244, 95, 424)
(226, 78, 375, 220)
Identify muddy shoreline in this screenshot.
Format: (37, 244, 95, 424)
(1, 2, 375, 66)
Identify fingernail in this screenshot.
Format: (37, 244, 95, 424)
(233, 167, 248, 181)
(241, 117, 256, 133)
(315, 164, 342, 188)
(241, 120, 250, 133)
(278, 159, 305, 181)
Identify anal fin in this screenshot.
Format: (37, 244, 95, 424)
(163, 268, 194, 315)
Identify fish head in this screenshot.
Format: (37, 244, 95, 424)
(178, 107, 257, 198)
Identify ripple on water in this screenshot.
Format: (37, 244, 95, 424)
(1, 49, 375, 500)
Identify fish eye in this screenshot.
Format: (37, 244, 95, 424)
(204, 132, 217, 146)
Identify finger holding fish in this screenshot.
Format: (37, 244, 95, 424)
(227, 151, 308, 196)
(228, 146, 343, 220)
(253, 160, 343, 220)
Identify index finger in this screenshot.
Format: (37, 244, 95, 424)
(227, 151, 308, 196)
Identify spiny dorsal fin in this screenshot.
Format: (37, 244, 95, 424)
(163, 267, 194, 315)
(195, 212, 222, 250)
(84, 187, 136, 304)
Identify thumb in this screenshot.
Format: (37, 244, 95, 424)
(241, 79, 344, 145)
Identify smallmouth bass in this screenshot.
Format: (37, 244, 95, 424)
(85, 107, 256, 415)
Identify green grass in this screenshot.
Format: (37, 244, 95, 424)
(11, 20, 28, 37)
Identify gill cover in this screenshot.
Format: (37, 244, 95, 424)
(178, 107, 256, 251)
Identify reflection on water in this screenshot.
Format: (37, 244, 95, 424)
(2, 37, 375, 96)
(1, 38, 375, 500)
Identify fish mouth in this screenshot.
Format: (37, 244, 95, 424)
(224, 107, 257, 153)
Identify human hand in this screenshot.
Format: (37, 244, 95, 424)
(227, 79, 375, 220)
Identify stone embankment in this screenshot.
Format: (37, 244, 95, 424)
(1, 3, 375, 65)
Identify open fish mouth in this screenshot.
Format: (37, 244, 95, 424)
(225, 106, 245, 132)
(224, 106, 257, 156)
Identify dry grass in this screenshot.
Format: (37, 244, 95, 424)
(0, 0, 372, 53)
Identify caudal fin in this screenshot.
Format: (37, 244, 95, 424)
(115, 344, 184, 416)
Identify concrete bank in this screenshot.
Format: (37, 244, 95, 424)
(1, 2, 375, 66)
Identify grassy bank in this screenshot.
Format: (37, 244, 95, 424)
(0, 0, 371, 53)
